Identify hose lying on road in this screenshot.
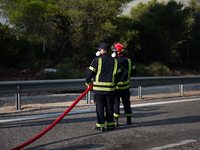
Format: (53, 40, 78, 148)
(11, 85, 93, 150)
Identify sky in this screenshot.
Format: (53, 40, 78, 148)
(0, 9, 7, 24)
(122, 0, 191, 15)
(0, 0, 192, 24)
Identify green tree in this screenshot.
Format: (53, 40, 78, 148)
(189, 10, 200, 69)
(129, 0, 194, 67)
(0, 0, 133, 62)
(107, 15, 140, 59)
(0, 23, 46, 69)
(186, 0, 200, 69)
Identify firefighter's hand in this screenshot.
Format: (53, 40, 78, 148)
(85, 82, 91, 87)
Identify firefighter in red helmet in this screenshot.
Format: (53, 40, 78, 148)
(111, 42, 136, 126)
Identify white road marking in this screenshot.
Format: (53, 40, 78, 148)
(1, 98, 200, 123)
(0, 109, 96, 123)
(128, 98, 200, 108)
(147, 139, 197, 150)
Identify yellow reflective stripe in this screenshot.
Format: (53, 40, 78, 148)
(96, 123, 105, 127)
(89, 66, 96, 72)
(95, 58, 102, 82)
(124, 114, 132, 117)
(94, 58, 117, 89)
(85, 82, 91, 86)
(93, 82, 115, 86)
(132, 65, 136, 70)
(127, 59, 131, 79)
(107, 122, 115, 126)
(114, 113, 120, 117)
(116, 85, 129, 90)
(117, 80, 130, 85)
(93, 86, 115, 91)
(113, 59, 118, 75)
(112, 59, 118, 83)
(107, 126, 115, 129)
(117, 69, 121, 73)
(116, 58, 131, 86)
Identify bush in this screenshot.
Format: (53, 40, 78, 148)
(135, 62, 171, 77)
(135, 64, 154, 77)
(147, 62, 170, 76)
(44, 62, 171, 79)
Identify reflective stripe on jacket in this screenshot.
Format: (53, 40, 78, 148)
(86, 53, 120, 95)
(115, 55, 136, 90)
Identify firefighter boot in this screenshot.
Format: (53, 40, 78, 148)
(114, 117, 119, 127)
(127, 116, 132, 125)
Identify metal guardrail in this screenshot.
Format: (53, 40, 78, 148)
(1, 76, 200, 110)
(0, 79, 86, 93)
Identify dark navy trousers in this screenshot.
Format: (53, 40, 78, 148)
(94, 94, 115, 124)
(113, 88, 132, 116)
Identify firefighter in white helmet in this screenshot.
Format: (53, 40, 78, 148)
(111, 42, 136, 126)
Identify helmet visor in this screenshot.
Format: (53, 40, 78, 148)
(111, 45, 118, 51)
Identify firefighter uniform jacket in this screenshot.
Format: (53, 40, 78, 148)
(115, 55, 136, 90)
(86, 53, 120, 95)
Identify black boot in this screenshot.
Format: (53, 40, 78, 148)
(114, 117, 119, 126)
(127, 116, 131, 125)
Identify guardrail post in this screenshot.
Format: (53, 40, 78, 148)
(16, 93, 21, 110)
(16, 85, 21, 110)
(86, 91, 91, 104)
(138, 86, 142, 99)
(179, 84, 184, 96)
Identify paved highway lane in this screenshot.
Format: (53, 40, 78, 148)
(1, 98, 200, 150)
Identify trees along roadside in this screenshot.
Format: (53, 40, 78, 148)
(129, 0, 194, 68)
(1, 0, 200, 72)
(0, 0, 133, 69)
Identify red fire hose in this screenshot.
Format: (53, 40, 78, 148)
(11, 85, 93, 150)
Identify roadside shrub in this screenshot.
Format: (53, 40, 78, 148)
(135, 62, 171, 77)
(135, 64, 154, 77)
(147, 62, 170, 76)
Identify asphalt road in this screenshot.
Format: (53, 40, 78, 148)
(1, 93, 200, 150)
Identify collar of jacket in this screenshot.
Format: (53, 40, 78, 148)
(102, 52, 109, 55)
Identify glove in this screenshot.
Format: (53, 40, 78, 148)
(85, 82, 91, 87)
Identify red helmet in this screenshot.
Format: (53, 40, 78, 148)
(112, 42, 126, 53)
